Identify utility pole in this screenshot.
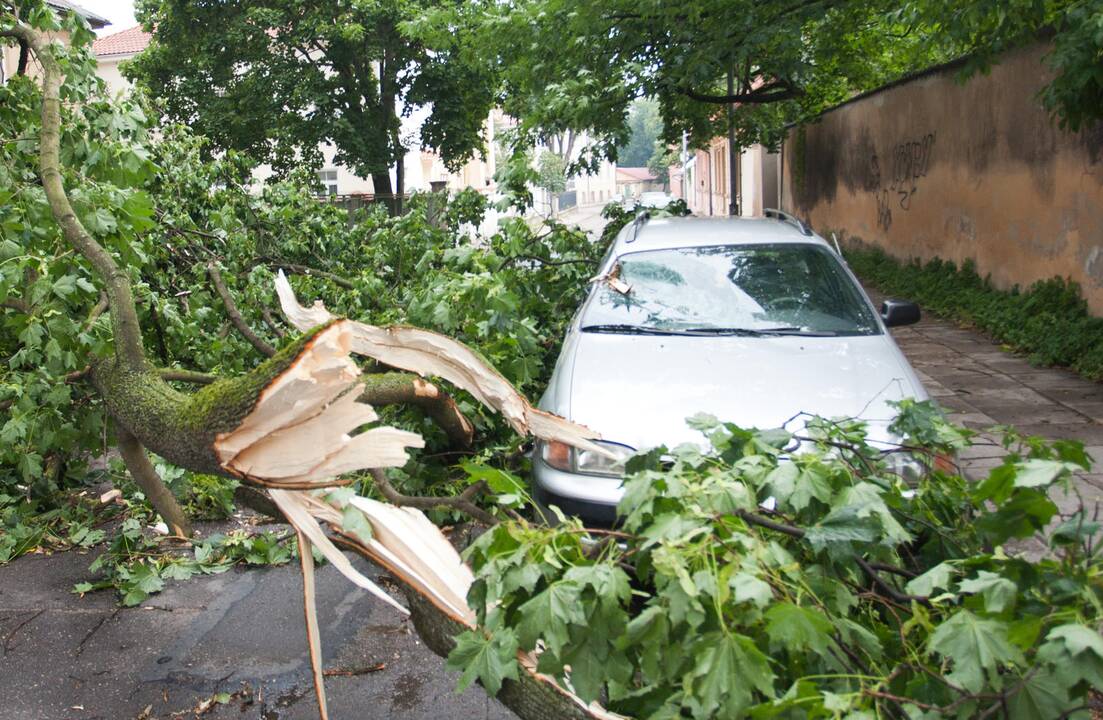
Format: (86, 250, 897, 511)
(727, 67, 739, 217)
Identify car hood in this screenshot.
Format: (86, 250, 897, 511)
(549, 333, 924, 451)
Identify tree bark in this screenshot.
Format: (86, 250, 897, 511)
(208, 261, 276, 357)
(116, 425, 192, 537)
(360, 372, 474, 448)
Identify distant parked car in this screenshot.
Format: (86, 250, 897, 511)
(532, 210, 927, 526)
(638, 191, 672, 209)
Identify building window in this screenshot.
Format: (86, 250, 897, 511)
(318, 169, 338, 196)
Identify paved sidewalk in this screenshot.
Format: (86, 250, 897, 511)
(867, 287, 1103, 493)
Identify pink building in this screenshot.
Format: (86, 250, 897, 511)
(678, 138, 780, 217)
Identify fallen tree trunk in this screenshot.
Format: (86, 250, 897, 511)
(6, 16, 619, 719)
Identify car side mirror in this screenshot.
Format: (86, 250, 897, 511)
(881, 299, 921, 327)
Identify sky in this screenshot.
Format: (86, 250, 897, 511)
(77, 0, 137, 35)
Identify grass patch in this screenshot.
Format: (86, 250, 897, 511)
(844, 244, 1103, 381)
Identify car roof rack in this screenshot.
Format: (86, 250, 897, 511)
(625, 210, 651, 243)
(763, 208, 813, 236)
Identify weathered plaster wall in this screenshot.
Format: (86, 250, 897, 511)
(781, 43, 1103, 315)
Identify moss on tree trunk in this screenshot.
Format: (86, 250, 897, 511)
(90, 325, 331, 479)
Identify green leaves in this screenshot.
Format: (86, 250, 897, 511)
(446, 628, 520, 696)
(928, 611, 1025, 692)
(517, 581, 586, 654)
(453, 405, 1103, 718)
(957, 571, 1017, 613)
(764, 603, 833, 654)
(1037, 624, 1103, 690)
(689, 633, 776, 718)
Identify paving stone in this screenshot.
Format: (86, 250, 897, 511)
(946, 412, 998, 429)
(1004, 371, 1097, 390)
(960, 404, 1089, 426)
(1061, 401, 1103, 423)
(959, 386, 1053, 404)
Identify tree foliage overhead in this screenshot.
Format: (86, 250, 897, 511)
(475, 0, 947, 155)
(128, 0, 496, 194)
(473, 0, 1103, 159)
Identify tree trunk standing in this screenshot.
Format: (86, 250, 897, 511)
(727, 67, 739, 217)
(395, 143, 404, 215)
(371, 171, 393, 199)
(377, 38, 403, 216)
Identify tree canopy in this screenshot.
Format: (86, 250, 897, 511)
(617, 99, 662, 168)
(473, 0, 1103, 159)
(128, 0, 496, 196)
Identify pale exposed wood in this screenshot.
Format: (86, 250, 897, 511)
(213, 322, 424, 487)
(274, 273, 614, 459)
(296, 530, 330, 720)
(346, 496, 475, 623)
(269, 488, 408, 615)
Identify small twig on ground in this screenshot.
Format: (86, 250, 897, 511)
(323, 663, 386, 676)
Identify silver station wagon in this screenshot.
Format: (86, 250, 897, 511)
(533, 211, 928, 526)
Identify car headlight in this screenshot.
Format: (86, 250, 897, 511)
(540, 440, 635, 477)
(883, 450, 958, 485)
(884, 452, 928, 485)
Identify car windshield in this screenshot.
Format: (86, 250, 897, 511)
(582, 243, 880, 335)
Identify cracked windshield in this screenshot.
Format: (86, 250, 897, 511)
(585, 244, 879, 334)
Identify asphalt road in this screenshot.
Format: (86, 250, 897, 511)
(0, 527, 512, 720)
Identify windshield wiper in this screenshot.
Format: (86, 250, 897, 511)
(676, 327, 770, 337)
(580, 324, 689, 336)
(680, 326, 841, 337)
(754, 327, 839, 337)
(582, 324, 841, 337)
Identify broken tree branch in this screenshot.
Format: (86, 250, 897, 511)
(115, 425, 192, 537)
(856, 556, 931, 607)
(361, 372, 475, 448)
(370, 468, 496, 525)
(273, 262, 355, 289)
(208, 261, 276, 357)
(7, 20, 148, 373)
(82, 291, 108, 332)
(261, 307, 287, 338)
(159, 368, 218, 384)
(1, 297, 30, 313)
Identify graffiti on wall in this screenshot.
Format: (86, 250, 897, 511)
(869, 133, 936, 230)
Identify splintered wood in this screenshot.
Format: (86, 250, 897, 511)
(213, 322, 424, 486)
(273, 271, 614, 460)
(220, 273, 622, 720)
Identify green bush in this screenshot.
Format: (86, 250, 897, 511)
(845, 244, 1103, 380)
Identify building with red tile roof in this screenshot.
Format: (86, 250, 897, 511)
(92, 25, 151, 58)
